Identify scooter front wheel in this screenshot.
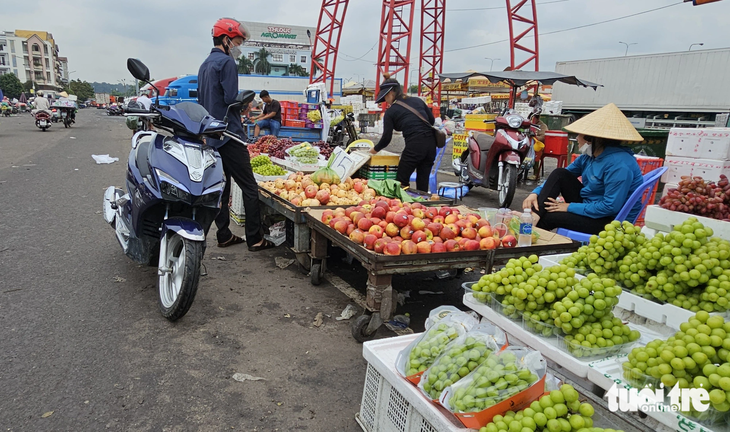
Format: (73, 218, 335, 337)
(158, 233, 203, 321)
(499, 164, 518, 208)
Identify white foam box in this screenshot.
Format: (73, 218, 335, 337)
(661, 156, 695, 183)
(698, 128, 730, 160)
(665, 128, 702, 158)
(358, 334, 470, 432)
(690, 158, 730, 181)
(661, 183, 678, 198)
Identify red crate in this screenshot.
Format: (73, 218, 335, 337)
(544, 131, 569, 155)
(285, 119, 305, 128)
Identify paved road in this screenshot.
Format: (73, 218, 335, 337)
(0, 110, 540, 431)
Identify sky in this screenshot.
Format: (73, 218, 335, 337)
(2, 0, 729, 86)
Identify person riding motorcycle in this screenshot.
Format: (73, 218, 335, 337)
(32, 91, 51, 115)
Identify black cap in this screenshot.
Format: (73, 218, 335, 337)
(375, 81, 399, 104)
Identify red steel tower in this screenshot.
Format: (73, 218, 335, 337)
(506, 0, 540, 71)
(375, 0, 416, 92)
(309, 0, 350, 98)
(418, 0, 446, 104)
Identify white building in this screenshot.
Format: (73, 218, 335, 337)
(0, 30, 65, 91)
(239, 21, 315, 77)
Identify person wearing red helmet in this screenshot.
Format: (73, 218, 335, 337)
(198, 18, 274, 251)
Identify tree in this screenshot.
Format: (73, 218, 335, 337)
(287, 64, 308, 77)
(64, 79, 96, 102)
(22, 80, 34, 92)
(253, 48, 272, 75)
(237, 56, 254, 74)
(0, 73, 24, 99)
(408, 85, 419, 94)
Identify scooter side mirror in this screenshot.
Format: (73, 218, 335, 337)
(223, 90, 256, 124)
(127, 58, 150, 82)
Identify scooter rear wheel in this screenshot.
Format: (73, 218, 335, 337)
(158, 234, 203, 321)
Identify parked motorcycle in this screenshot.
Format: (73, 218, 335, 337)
(454, 110, 540, 208)
(1, 104, 10, 117)
(103, 58, 254, 321)
(107, 104, 123, 116)
(328, 112, 359, 148)
(35, 111, 52, 131)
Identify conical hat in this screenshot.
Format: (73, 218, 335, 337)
(564, 103, 643, 142)
(59, 91, 69, 98)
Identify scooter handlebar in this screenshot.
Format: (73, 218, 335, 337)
(222, 131, 248, 146)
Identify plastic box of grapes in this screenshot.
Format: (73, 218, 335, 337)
(619, 357, 662, 390)
(461, 282, 491, 304)
(557, 334, 635, 360)
(522, 313, 564, 338)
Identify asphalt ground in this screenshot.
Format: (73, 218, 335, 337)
(0, 109, 568, 432)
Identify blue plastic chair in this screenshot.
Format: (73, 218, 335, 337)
(409, 137, 451, 194)
(556, 166, 668, 243)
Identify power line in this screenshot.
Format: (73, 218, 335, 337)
(447, 0, 569, 12)
(445, 1, 684, 53)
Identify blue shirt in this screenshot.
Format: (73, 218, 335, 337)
(197, 48, 243, 149)
(533, 146, 644, 221)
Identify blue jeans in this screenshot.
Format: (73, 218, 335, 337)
(257, 119, 281, 137)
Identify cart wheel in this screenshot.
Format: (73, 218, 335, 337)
(311, 261, 323, 286)
(295, 253, 311, 275)
(352, 315, 377, 343)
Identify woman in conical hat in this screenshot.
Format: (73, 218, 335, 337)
(522, 103, 645, 234)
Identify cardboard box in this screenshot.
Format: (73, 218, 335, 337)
(698, 128, 730, 160)
(666, 128, 702, 158)
(662, 156, 695, 183)
(691, 158, 730, 181)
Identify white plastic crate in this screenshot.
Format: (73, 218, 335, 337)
(231, 182, 245, 218)
(358, 335, 471, 432)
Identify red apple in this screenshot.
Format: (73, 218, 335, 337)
(351, 211, 366, 226)
(480, 237, 498, 250)
(458, 238, 469, 249)
(412, 208, 425, 219)
(439, 207, 453, 217)
(370, 217, 382, 225)
(321, 210, 334, 224)
(315, 189, 330, 205)
(374, 200, 390, 211)
(412, 230, 427, 243)
(433, 215, 445, 224)
(384, 242, 402, 256)
(423, 228, 435, 241)
(393, 211, 410, 228)
(416, 241, 432, 254)
(344, 206, 358, 218)
(502, 235, 517, 248)
(465, 240, 480, 251)
(427, 222, 443, 236)
(432, 242, 447, 253)
(392, 236, 403, 243)
(389, 199, 401, 208)
(444, 239, 460, 252)
(349, 229, 366, 244)
(347, 224, 356, 235)
(455, 219, 470, 230)
(374, 238, 389, 254)
(400, 226, 413, 240)
(432, 237, 443, 244)
(478, 225, 493, 238)
(378, 220, 388, 229)
(411, 217, 426, 231)
(371, 206, 386, 219)
(369, 225, 384, 238)
(440, 226, 456, 240)
(446, 223, 461, 236)
(385, 211, 396, 223)
(334, 220, 349, 234)
(476, 219, 491, 229)
(401, 240, 418, 255)
(363, 234, 378, 250)
(461, 227, 478, 240)
(424, 207, 437, 219)
(357, 218, 373, 231)
(444, 214, 459, 225)
(305, 185, 319, 199)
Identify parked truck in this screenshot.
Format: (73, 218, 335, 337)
(94, 93, 111, 106)
(552, 48, 730, 128)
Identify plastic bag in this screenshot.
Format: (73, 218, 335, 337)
(311, 153, 341, 185)
(395, 313, 478, 383)
(418, 324, 501, 400)
(425, 306, 477, 330)
(286, 142, 320, 165)
(440, 347, 546, 414)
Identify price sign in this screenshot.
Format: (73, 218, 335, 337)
(329, 147, 370, 180)
(452, 133, 468, 161)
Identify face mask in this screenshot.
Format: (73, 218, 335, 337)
(225, 37, 242, 59)
(580, 143, 592, 156)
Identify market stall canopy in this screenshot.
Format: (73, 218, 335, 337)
(439, 71, 601, 89)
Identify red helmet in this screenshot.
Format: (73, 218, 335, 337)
(212, 18, 249, 40)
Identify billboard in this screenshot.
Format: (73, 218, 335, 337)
(241, 21, 315, 48)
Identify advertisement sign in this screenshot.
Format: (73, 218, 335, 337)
(452, 133, 468, 161)
(241, 21, 315, 47)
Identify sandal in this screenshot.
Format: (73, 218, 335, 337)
(218, 235, 245, 248)
(248, 239, 276, 252)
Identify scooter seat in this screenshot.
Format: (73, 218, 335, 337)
(135, 137, 153, 178)
(473, 131, 495, 152)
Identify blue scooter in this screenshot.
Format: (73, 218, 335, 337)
(103, 58, 253, 321)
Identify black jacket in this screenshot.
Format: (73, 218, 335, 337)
(374, 97, 435, 151)
(197, 48, 243, 149)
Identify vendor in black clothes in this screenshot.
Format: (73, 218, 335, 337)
(369, 74, 437, 192)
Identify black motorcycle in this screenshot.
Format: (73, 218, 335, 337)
(328, 112, 359, 147)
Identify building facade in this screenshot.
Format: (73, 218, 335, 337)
(0, 30, 65, 91)
(239, 21, 314, 77)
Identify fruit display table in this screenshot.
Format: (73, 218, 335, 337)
(644, 205, 730, 242)
(304, 207, 579, 342)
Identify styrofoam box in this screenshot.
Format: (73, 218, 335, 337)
(690, 158, 730, 181)
(645, 204, 730, 241)
(661, 156, 695, 183)
(661, 183, 678, 198)
(587, 356, 722, 432)
(463, 294, 665, 379)
(665, 128, 702, 158)
(698, 129, 730, 160)
(358, 334, 471, 432)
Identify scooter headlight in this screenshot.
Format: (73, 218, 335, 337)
(155, 168, 192, 202)
(506, 115, 523, 129)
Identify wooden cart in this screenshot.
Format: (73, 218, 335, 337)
(305, 208, 580, 342)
